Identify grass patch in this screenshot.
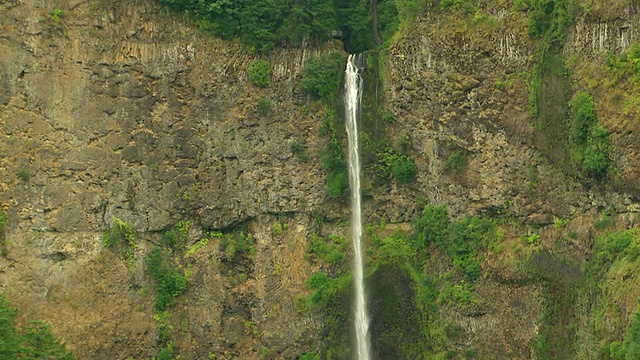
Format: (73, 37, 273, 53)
(17, 167, 30, 182)
(49, 9, 64, 24)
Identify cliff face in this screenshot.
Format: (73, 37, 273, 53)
(567, 2, 640, 195)
(1, 0, 334, 357)
(2, 0, 640, 359)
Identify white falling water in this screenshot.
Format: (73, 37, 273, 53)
(344, 53, 371, 360)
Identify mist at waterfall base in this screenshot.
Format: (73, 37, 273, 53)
(344, 53, 372, 360)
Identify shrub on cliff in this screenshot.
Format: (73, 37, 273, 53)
(301, 52, 346, 102)
(0, 294, 74, 359)
(570, 91, 596, 146)
(146, 247, 188, 311)
(249, 59, 271, 88)
(321, 137, 349, 199)
(220, 232, 256, 262)
(102, 217, 137, 268)
(568, 92, 611, 178)
(443, 151, 467, 175)
(391, 155, 417, 183)
(257, 97, 272, 116)
(625, 311, 640, 359)
(162, 221, 190, 251)
(581, 128, 610, 178)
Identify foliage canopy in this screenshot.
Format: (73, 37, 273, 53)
(300, 51, 346, 102)
(157, 0, 407, 53)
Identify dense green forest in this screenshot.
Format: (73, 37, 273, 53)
(156, 0, 422, 53)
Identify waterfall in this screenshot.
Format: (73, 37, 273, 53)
(344, 53, 371, 360)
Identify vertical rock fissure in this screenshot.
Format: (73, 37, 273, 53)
(344, 53, 371, 360)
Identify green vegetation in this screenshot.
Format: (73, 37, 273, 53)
(185, 230, 217, 257)
(524, 0, 573, 110)
(152, 310, 181, 360)
(568, 91, 611, 178)
(363, 135, 418, 185)
(248, 59, 271, 87)
(17, 167, 30, 182)
(306, 272, 352, 357)
(260, 346, 270, 358)
(526, 0, 575, 117)
(307, 234, 349, 267)
(299, 352, 319, 360)
(570, 91, 596, 145)
(520, 1, 612, 180)
(355, 52, 417, 188)
(579, 229, 640, 359)
(162, 221, 190, 252)
(156, 0, 414, 53)
(219, 232, 255, 262)
(553, 216, 569, 229)
(443, 150, 467, 175)
(304, 204, 499, 358)
(0, 295, 22, 359)
(604, 43, 640, 84)
(50, 9, 64, 24)
(0, 211, 6, 235)
(438, 0, 499, 27)
(0, 294, 74, 359)
(624, 311, 640, 359)
(256, 97, 272, 116)
(439, 0, 477, 15)
(102, 217, 137, 267)
(320, 117, 349, 199)
(301, 52, 349, 199)
(146, 247, 188, 311)
(302, 229, 351, 356)
(301, 52, 346, 103)
(391, 154, 417, 183)
(20, 321, 75, 360)
(291, 141, 309, 162)
(157, 343, 175, 360)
